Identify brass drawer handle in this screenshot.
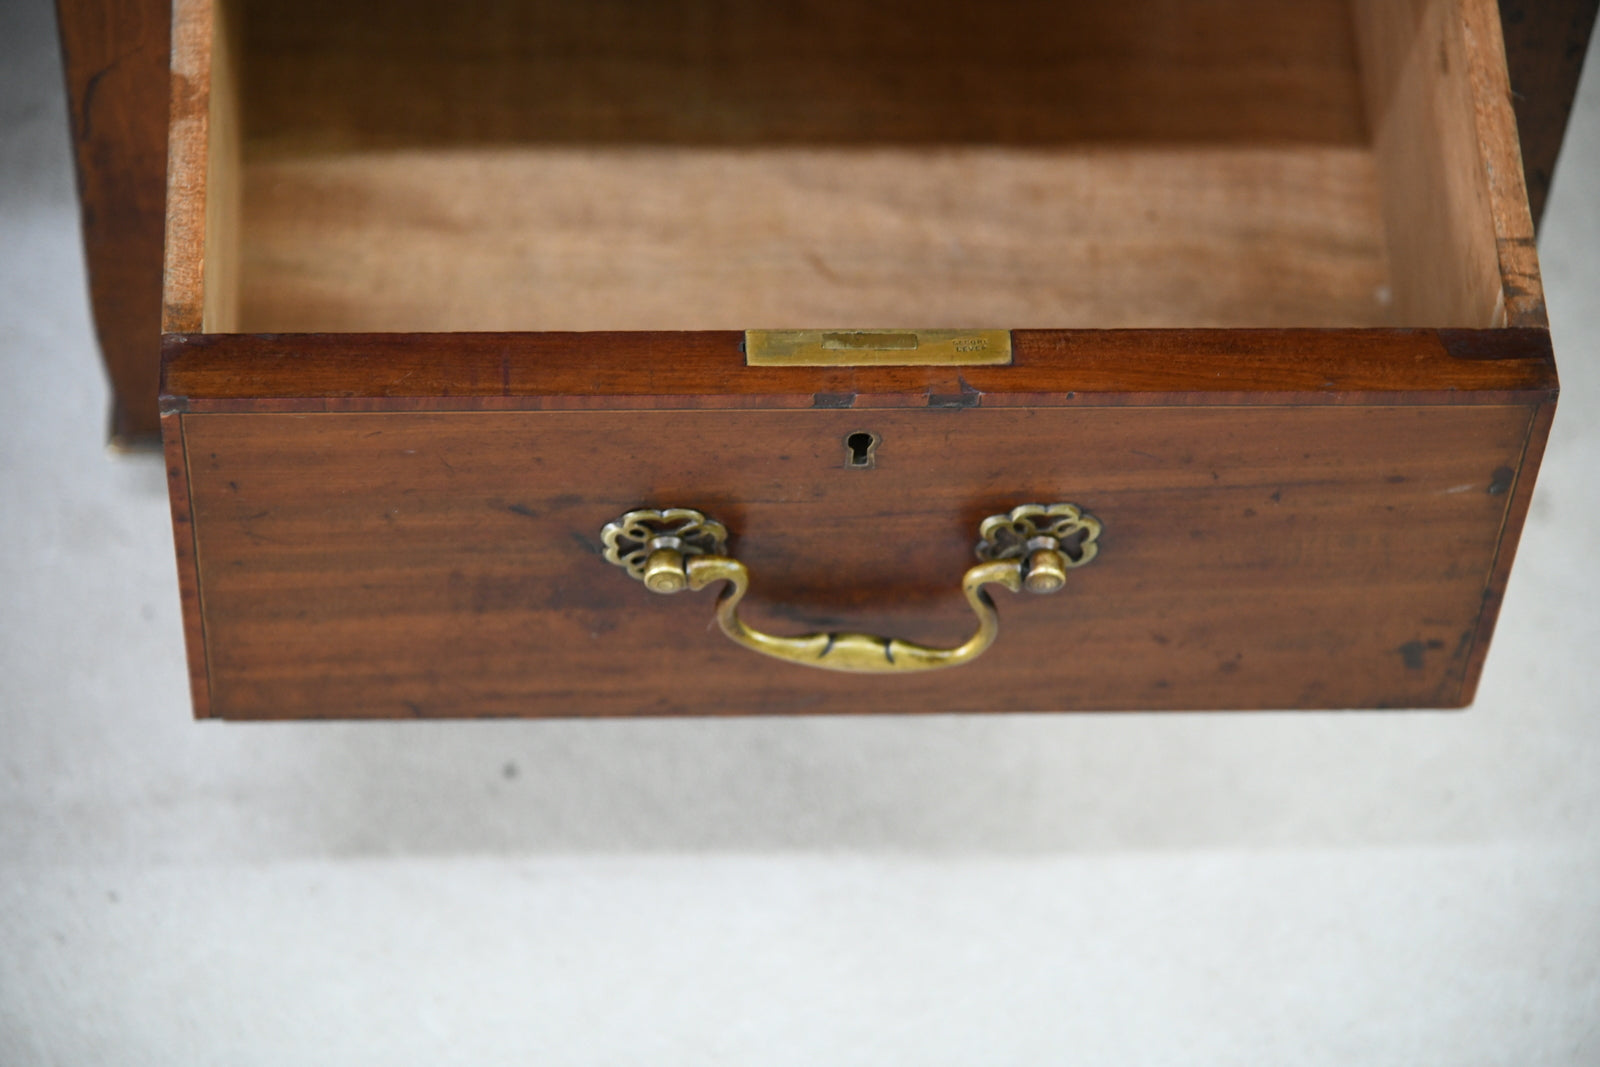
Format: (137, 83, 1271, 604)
(600, 504, 1100, 674)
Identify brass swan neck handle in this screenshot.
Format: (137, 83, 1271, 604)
(601, 505, 1100, 674)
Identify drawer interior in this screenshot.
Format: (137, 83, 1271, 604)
(168, 0, 1542, 335)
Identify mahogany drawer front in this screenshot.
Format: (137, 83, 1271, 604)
(162, 331, 1554, 717)
(159, 0, 1557, 717)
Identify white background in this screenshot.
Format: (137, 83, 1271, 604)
(3, 1, 1597, 1061)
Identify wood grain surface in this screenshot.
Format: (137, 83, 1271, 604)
(1498, 0, 1600, 228)
(236, 146, 1393, 333)
(56, 0, 170, 441)
(163, 0, 239, 334)
(1456, 394, 1555, 703)
(235, 0, 1367, 151)
(1460, 0, 1546, 327)
(161, 329, 1558, 411)
(187, 0, 1542, 333)
(162, 408, 212, 716)
(162, 327, 1556, 717)
(230, 0, 1378, 336)
(174, 402, 1542, 717)
(1352, 0, 1543, 329)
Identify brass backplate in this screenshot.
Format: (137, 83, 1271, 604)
(745, 329, 1012, 367)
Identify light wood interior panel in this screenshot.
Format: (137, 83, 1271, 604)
(167, 0, 1538, 333)
(164, 0, 241, 333)
(240, 146, 1391, 332)
(1351, 0, 1543, 327)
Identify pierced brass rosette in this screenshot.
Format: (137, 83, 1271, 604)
(976, 503, 1101, 567)
(974, 503, 1101, 592)
(600, 508, 730, 582)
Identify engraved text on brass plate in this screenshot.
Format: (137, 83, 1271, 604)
(744, 329, 1012, 367)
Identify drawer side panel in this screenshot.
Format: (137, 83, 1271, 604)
(1455, 394, 1556, 701)
(162, 410, 211, 716)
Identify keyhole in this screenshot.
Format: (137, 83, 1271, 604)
(845, 431, 879, 469)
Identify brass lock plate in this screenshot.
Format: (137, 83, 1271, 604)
(744, 329, 1012, 367)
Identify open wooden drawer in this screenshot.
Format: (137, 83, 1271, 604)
(160, 0, 1557, 718)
